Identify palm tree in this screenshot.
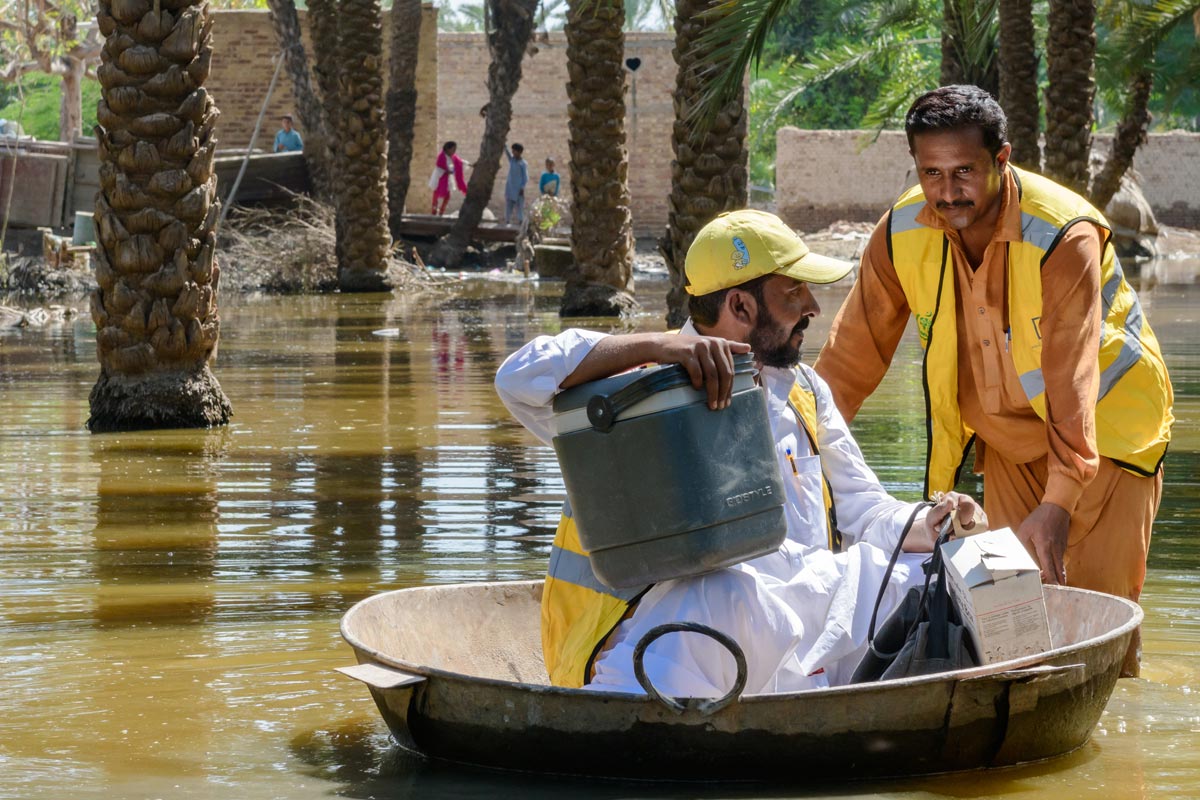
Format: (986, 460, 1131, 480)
(998, 0, 1040, 168)
(308, 0, 346, 264)
(560, 0, 637, 317)
(662, 0, 748, 327)
(89, 0, 231, 430)
(688, 0, 997, 140)
(1091, 0, 1200, 209)
(940, 0, 999, 98)
(941, 0, 967, 85)
(429, 0, 540, 269)
(266, 0, 333, 199)
(387, 0, 423, 238)
(333, 0, 394, 291)
(1044, 0, 1097, 195)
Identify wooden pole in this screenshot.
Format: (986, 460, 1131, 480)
(218, 52, 286, 228)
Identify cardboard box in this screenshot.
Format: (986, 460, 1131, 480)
(940, 527, 1053, 664)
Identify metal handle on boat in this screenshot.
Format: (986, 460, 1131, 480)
(633, 622, 748, 716)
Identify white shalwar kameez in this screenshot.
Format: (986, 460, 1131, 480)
(495, 324, 930, 697)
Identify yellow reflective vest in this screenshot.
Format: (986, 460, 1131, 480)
(541, 374, 834, 688)
(887, 165, 1173, 498)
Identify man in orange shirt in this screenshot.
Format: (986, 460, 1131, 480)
(814, 86, 1173, 676)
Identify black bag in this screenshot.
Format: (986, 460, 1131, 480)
(850, 503, 979, 683)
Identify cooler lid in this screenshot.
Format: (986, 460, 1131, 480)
(553, 352, 757, 435)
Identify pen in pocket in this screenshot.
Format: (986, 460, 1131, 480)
(785, 447, 799, 476)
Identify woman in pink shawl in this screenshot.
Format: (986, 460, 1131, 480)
(431, 141, 469, 215)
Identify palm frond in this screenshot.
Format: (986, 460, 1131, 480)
(686, 0, 797, 131)
(872, 0, 929, 30)
(1154, 42, 1200, 112)
(1104, 0, 1200, 56)
(752, 33, 929, 136)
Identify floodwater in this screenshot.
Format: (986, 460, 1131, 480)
(0, 264, 1197, 800)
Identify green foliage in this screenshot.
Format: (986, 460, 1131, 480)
(438, 2, 488, 31)
(734, 0, 945, 187)
(1096, 0, 1200, 131)
(0, 74, 101, 141)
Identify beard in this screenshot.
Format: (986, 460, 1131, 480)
(750, 305, 809, 368)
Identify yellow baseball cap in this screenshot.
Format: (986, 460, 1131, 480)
(684, 209, 853, 295)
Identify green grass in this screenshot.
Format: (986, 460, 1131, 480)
(0, 74, 101, 141)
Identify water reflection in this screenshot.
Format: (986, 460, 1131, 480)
(91, 431, 227, 626)
(0, 272, 1196, 799)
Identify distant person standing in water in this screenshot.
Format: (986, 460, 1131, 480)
(504, 142, 528, 225)
(273, 115, 303, 152)
(431, 141, 469, 216)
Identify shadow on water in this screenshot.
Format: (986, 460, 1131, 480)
(286, 716, 1104, 800)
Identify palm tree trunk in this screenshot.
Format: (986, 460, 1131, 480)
(266, 0, 333, 199)
(387, 0, 423, 239)
(334, 0, 393, 291)
(90, 0, 231, 431)
(308, 0, 347, 265)
(430, 0, 539, 269)
(59, 58, 86, 141)
(998, 0, 1040, 169)
(560, 0, 637, 318)
(1044, 0, 1097, 195)
(1090, 69, 1153, 212)
(663, 0, 748, 328)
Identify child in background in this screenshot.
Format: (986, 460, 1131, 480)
(539, 157, 560, 197)
(430, 141, 469, 215)
(504, 143, 528, 224)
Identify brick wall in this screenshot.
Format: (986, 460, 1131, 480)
(206, 18, 674, 232)
(1122, 131, 1200, 230)
(776, 127, 1200, 232)
(206, 7, 439, 211)
(436, 31, 675, 234)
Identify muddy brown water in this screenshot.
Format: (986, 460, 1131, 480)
(0, 268, 1197, 799)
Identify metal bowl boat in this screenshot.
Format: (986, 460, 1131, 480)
(337, 580, 1140, 780)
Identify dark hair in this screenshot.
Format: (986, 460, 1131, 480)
(904, 85, 1008, 157)
(687, 274, 771, 327)
(442, 141, 457, 152)
(281, 114, 293, 121)
(512, 143, 524, 154)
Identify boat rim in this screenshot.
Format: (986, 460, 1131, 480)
(339, 579, 1144, 701)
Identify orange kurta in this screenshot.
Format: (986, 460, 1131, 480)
(814, 169, 1161, 610)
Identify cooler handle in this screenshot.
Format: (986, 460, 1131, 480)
(586, 353, 757, 432)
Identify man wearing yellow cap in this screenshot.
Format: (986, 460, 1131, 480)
(496, 209, 982, 697)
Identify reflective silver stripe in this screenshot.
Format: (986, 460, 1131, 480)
(1020, 212, 1061, 252)
(547, 545, 645, 601)
(891, 201, 925, 235)
(1017, 295, 1145, 403)
(1099, 297, 1145, 401)
(1101, 255, 1126, 317)
(1019, 368, 1045, 401)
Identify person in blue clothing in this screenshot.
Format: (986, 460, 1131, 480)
(539, 157, 560, 196)
(504, 142, 528, 224)
(273, 115, 303, 153)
